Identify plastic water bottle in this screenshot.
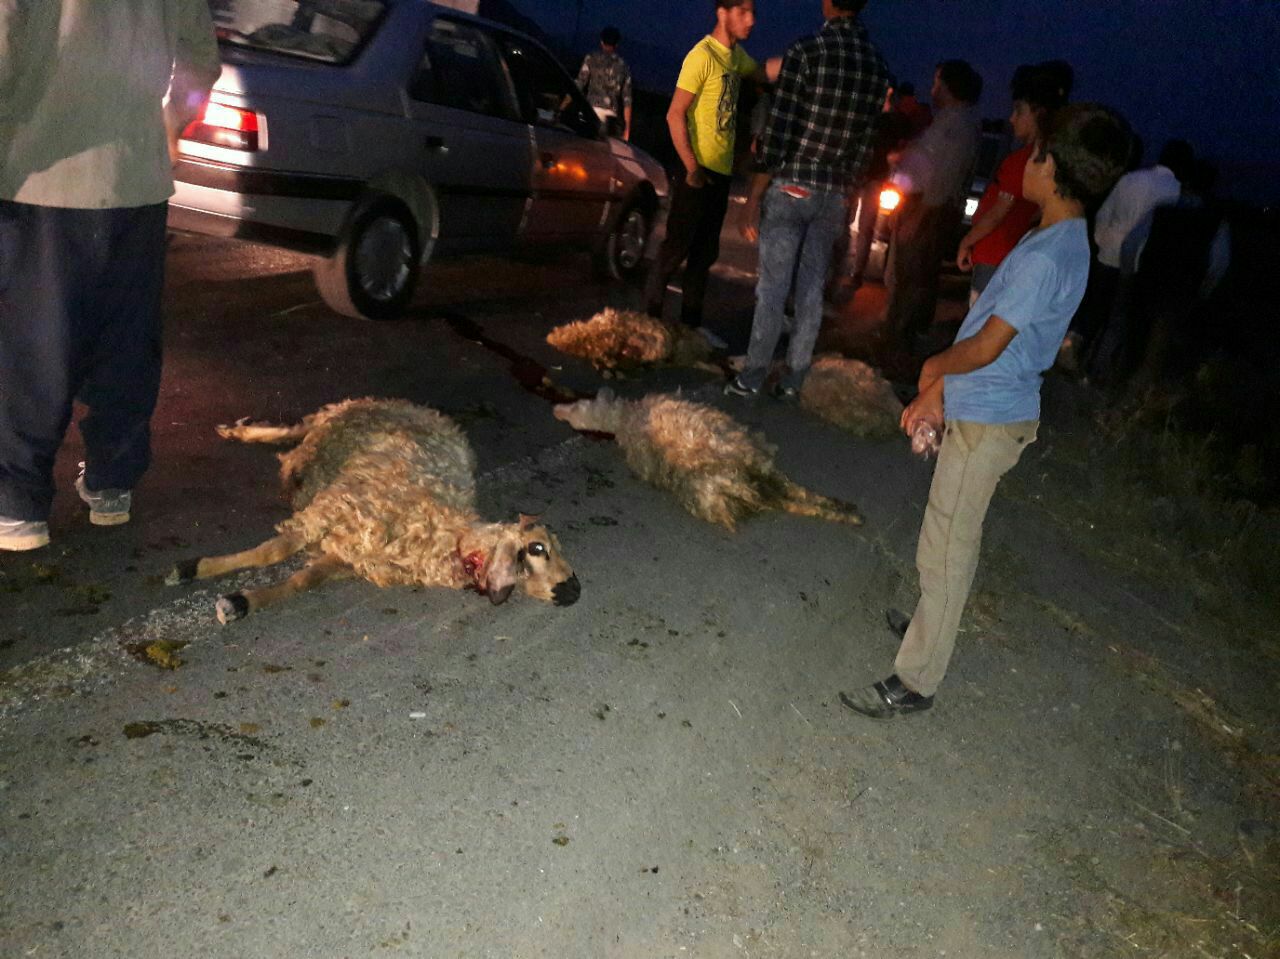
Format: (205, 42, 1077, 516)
(911, 418, 941, 458)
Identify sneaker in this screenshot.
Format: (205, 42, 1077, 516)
(75, 463, 131, 526)
(723, 376, 759, 398)
(0, 517, 50, 551)
(769, 382, 799, 402)
(696, 326, 729, 350)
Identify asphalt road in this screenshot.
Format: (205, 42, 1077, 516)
(2, 224, 1275, 958)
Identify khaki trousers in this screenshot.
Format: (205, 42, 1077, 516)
(895, 419, 1038, 696)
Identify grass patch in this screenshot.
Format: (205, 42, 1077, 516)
(1010, 393, 1280, 653)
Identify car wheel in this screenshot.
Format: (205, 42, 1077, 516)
(596, 199, 652, 283)
(313, 195, 421, 320)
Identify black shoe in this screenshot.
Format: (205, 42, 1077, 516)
(838, 674, 933, 719)
(885, 608, 910, 638)
(768, 382, 798, 402)
(723, 376, 759, 398)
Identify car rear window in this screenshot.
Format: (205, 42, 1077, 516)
(208, 0, 387, 65)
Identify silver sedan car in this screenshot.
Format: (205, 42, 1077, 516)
(172, 0, 669, 319)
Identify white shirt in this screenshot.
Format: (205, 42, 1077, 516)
(0, 0, 221, 208)
(1093, 165, 1182, 270)
(890, 104, 980, 207)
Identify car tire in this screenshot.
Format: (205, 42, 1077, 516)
(595, 197, 652, 283)
(313, 195, 421, 320)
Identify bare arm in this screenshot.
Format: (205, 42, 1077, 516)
(902, 315, 1018, 434)
(957, 193, 1015, 269)
(922, 315, 1018, 388)
(621, 69, 633, 141)
(666, 87, 702, 186)
(739, 171, 771, 242)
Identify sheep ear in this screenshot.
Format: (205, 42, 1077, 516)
(518, 513, 540, 531)
(486, 538, 520, 605)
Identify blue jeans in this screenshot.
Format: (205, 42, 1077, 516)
(741, 184, 848, 391)
(0, 201, 167, 520)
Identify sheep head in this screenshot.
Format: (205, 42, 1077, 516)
(553, 388, 628, 435)
(463, 515, 580, 607)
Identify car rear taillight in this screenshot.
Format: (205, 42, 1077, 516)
(878, 186, 902, 213)
(182, 101, 260, 151)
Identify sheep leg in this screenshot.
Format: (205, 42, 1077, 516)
(215, 416, 311, 444)
(166, 532, 305, 586)
(781, 482, 864, 526)
(216, 554, 352, 625)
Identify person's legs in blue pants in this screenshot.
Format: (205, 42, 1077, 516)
(782, 191, 847, 391)
(77, 204, 167, 494)
(0, 201, 166, 525)
(739, 187, 807, 391)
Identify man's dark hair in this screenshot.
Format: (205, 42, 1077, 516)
(897, 81, 915, 98)
(716, 0, 752, 8)
(936, 60, 983, 104)
(830, 0, 868, 12)
(1158, 138, 1196, 183)
(1011, 60, 1073, 114)
(600, 26, 621, 47)
(1043, 103, 1134, 207)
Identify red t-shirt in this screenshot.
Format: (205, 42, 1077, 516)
(971, 143, 1040, 266)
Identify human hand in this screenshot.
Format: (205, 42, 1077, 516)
(685, 167, 707, 189)
(901, 376, 943, 436)
(956, 239, 974, 272)
(740, 197, 761, 243)
(166, 124, 184, 167)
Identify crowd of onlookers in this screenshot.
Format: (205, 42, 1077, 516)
(578, 6, 1240, 407)
(582, 0, 1143, 717)
(571, 0, 1262, 716)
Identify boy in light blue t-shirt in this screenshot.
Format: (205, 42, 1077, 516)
(842, 104, 1134, 719)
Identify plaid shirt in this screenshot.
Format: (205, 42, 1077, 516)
(758, 16, 890, 194)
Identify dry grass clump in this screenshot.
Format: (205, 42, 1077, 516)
(798, 356, 903, 439)
(546, 308, 714, 373)
(1009, 395, 1280, 639)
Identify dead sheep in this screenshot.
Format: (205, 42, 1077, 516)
(167, 398, 580, 623)
(553, 389, 863, 531)
(798, 356, 904, 439)
(546, 308, 715, 374)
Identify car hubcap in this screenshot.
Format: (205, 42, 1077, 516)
(615, 210, 647, 270)
(356, 216, 413, 302)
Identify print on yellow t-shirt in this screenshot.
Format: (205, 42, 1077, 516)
(675, 35, 758, 176)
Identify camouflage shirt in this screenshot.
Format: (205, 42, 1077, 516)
(577, 50, 632, 115)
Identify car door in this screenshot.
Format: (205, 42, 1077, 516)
(403, 17, 531, 251)
(491, 33, 615, 241)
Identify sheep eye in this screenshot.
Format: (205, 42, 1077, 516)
(527, 542, 547, 557)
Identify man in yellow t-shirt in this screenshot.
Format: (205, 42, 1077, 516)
(644, 0, 767, 345)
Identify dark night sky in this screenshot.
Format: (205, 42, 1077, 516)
(515, 0, 1280, 204)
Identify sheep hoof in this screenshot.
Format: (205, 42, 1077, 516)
(216, 593, 249, 624)
(214, 416, 253, 439)
(166, 557, 201, 586)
